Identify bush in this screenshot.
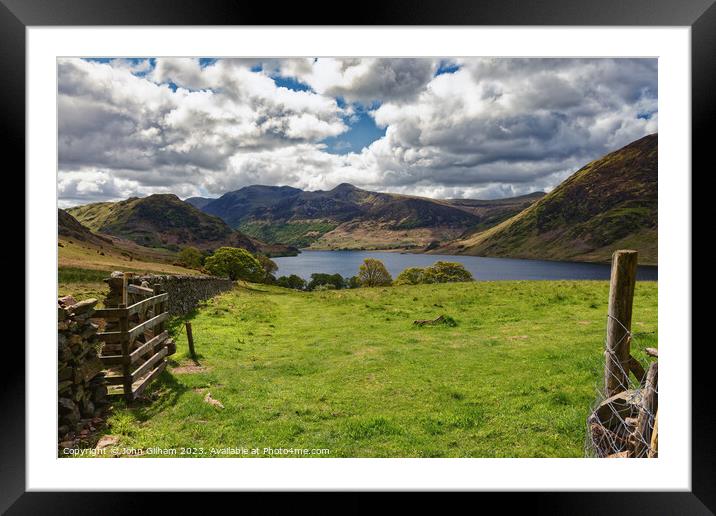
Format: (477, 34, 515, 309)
(203, 247, 264, 282)
(307, 273, 346, 291)
(256, 254, 278, 283)
(394, 267, 427, 285)
(357, 258, 393, 287)
(395, 262, 474, 285)
(347, 275, 361, 289)
(178, 246, 204, 268)
(424, 261, 474, 283)
(277, 274, 307, 290)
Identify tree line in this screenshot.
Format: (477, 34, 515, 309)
(177, 246, 474, 291)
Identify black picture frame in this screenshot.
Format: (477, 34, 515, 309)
(3, 0, 709, 512)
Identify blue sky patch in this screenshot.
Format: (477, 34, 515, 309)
(272, 75, 313, 92)
(435, 60, 461, 76)
(637, 111, 655, 120)
(322, 106, 386, 155)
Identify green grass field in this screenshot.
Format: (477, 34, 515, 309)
(101, 280, 657, 458)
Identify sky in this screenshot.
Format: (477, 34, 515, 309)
(57, 57, 657, 207)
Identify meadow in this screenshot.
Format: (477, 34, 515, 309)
(98, 279, 658, 458)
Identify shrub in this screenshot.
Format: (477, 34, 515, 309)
(424, 261, 474, 283)
(307, 273, 346, 291)
(277, 274, 307, 290)
(178, 246, 203, 268)
(394, 267, 427, 285)
(347, 275, 361, 289)
(256, 254, 278, 283)
(203, 247, 264, 282)
(395, 262, 474, 285)
(357, 258, 393, 287)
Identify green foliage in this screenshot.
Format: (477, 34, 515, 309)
(357, 258, 393, 287)
(394, 262, 473, 285)
(276, 274, 307, 290)
(394, 267, 427, 285)
(307, 273, 346, 291)
(256, 254, 278, 283)
(203, 247, 264, 282)
(347, 275, 361, 289)
(178, 246, 203, 268)
(423, 262, 474, 283)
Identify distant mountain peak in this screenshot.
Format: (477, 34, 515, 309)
(142, 193, 181, 201)
(331, 182, 359, 191)
(196, 179, 544, 249)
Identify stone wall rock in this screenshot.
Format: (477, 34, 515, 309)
(104, 273, 233, 316)
(57, 296, 108, 440)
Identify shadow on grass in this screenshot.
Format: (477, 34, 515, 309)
(166, 309, 199, 335)
(120, 370, 189, 423)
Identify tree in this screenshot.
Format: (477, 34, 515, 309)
(394, 267, 427, 285)
(423, 261, 474, 283)
(307, 273, 345, 291)
(347, 275, 361, 289)
(357, 258, 393, 287)
(178, 246, 203, 268)
(203, 247, 264, 282)
(277, 274, 307, 290)
(256, 254, 278, 283)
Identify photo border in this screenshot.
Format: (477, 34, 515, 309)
(4, 0, 710, 511)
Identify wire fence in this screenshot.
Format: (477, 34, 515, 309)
(585, 315, 658, 458)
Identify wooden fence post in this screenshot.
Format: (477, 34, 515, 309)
(118, 304, 132, 403)
(122, 273, 129, 307)
(605, 250, 639, 397)
(634, 362, 658, 458)
(153, 284, 164, 334)
(186, 322, 198, 364)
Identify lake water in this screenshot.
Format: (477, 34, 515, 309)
(273, 250, 658, 282)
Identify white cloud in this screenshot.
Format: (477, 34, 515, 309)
(58, 57, 657, 206)
(277, 58, 437, 103)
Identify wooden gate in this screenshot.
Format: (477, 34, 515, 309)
(95, 279, 174, 402)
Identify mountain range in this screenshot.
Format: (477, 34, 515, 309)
(63, 133, 657, 265)
(187, 184, 544, 250)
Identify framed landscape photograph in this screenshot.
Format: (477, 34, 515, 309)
(7, 0, 712, 510)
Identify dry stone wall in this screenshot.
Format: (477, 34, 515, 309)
(57, 296, 108, 440)
(105, 272, 234, 316)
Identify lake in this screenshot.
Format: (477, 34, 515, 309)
(273, 250, 658, 282)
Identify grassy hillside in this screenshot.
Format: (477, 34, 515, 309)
(201, 183, 542, 250)
(58, 207, 203, 301)
(68, 194, 296, 256)
(58, 236, 201, 302)
(91, 280, 657, 458)
(439, 134, 658, 264)
(68, 194, 256, 251)
(239, 220, 339, 249)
